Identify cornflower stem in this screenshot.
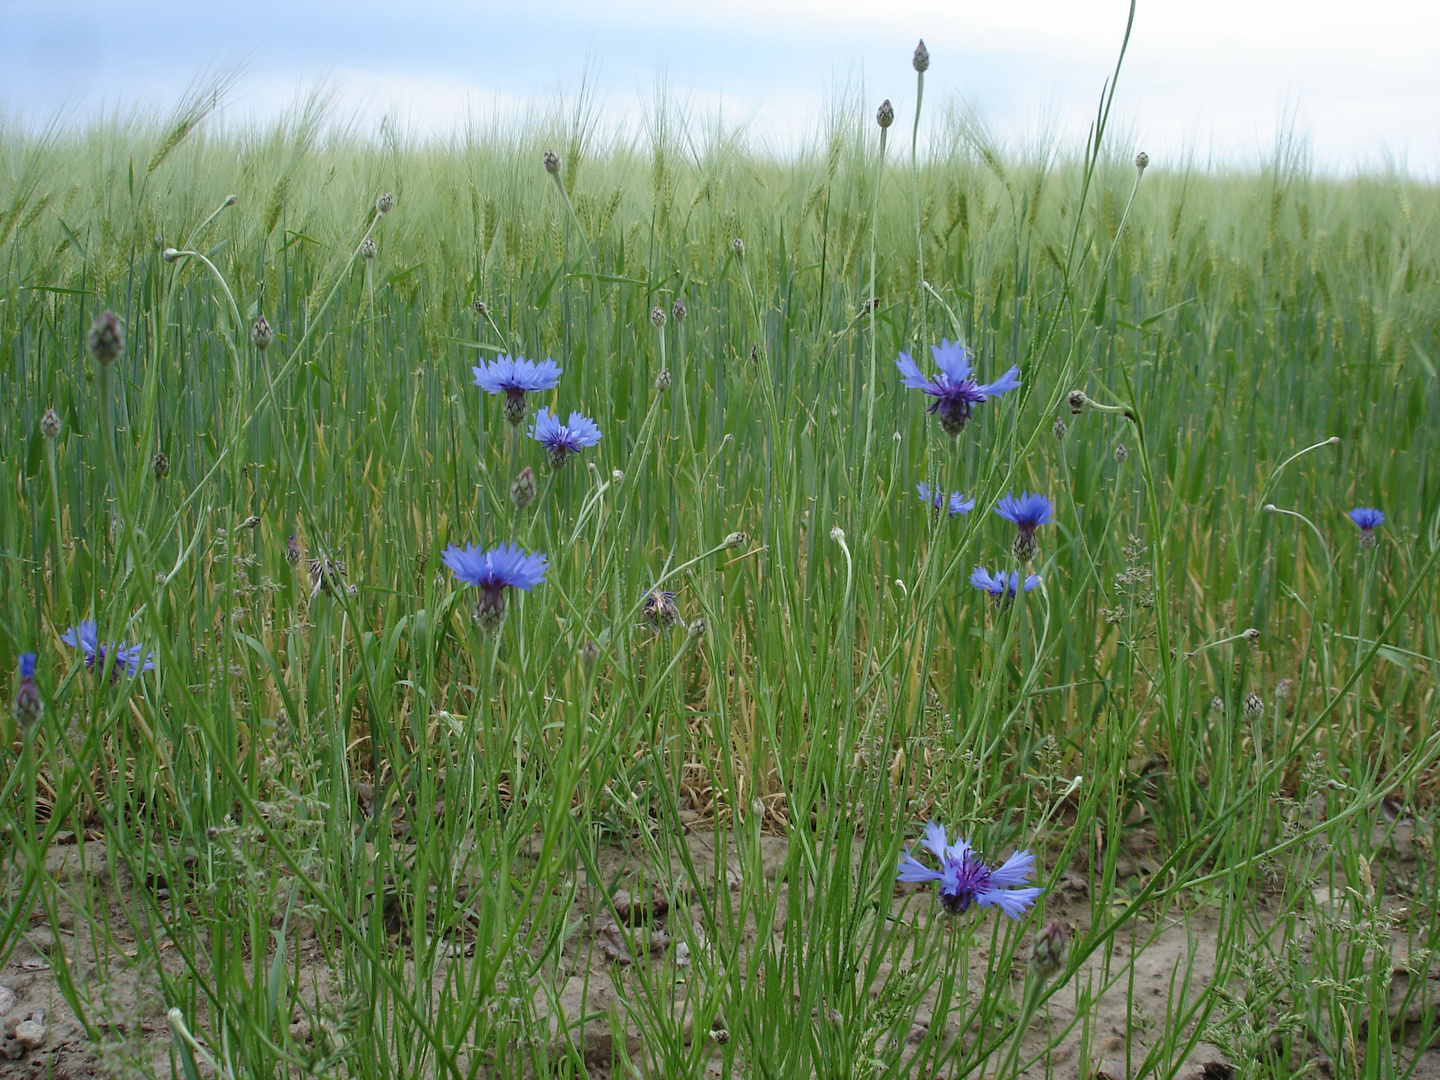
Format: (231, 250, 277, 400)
(44, 438, 71, 622)
(859, 125, 887, 537)
(549, 172, 598, 275)
(997, 975, 1049, 1080)
(911, 68, 927, 345)
(1257, 436, 1341, 506)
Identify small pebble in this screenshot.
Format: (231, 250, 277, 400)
(14, 1019, 45, 1050)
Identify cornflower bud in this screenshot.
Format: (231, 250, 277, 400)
(1067, 390, 1087, 414)
(651, 305, 666, 327)
(40, 408, 61, 439)
(473, 298, 488, 315)
(687, 617, 708, 640)
(1134, 151, 1150, 173)
(1242, 628, 1260, 642)
(876, 99, 894, 129)
(223, 193, 238, 207)
(543, 149, 561, 176)
(1052, 416, 1067, 441)
(1029, 921, 1067, 981)
(722, 531, 747, 550)
(239, 515, 260, 530)
(509, 466, 537, 510)
(1210, 696, 1225, 716)
(731, 237, 745, 258)
(162, 247, 181, 263)
(912, 39, 930, 73)
(655, 368, 672, 392)
(1275, 678, 1291, 700)
(671, 297, 687, 322)
(579, 639, 600, 670)
(376, 192, 394, 214)
(1113, 443, 1128, 463)
(250, 315, 274, 350)
(150, 452, 169, 481)
(285, 535, 301, 565)
(1243, 692, 1264, 721)
(360, 237, 377, 260)
(87, 311, 125, 366)
(830, 526, 845, 543)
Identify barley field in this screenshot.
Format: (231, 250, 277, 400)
(1, 51, 1439, 1079)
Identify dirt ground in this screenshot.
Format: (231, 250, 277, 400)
(3, 823, 1438, 1079)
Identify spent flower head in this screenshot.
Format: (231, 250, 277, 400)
(995, 493, 1054, 561)
(897, 822, 1042, 919)
(896, 339, 1021, 436)
(529, 407, 602, 471)
(915, 484, 975, 518)
(61, 620, 155, 683)
(443, 542, 549, 633)
(642, 589, 681, 631)
(473, 354, 563, 426)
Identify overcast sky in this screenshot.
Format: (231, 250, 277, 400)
(1, 0, 1437, 174)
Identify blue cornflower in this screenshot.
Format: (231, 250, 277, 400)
(472, 354, 563, 426)
(443, 542, 549, 632)
(61, 620, 155, 682)
(1348, 507, 1385, 549)
(12, 652, 41, 730)
(995, 492, 1055, 562)
(915, 484, 976, 519)
(530, 408, 602, 471)
(897, 821, 1043, 920)
(970, 566, 1041, 605)
(896, 339, 1021, 436)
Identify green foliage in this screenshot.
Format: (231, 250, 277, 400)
(0, 82, 1437, 1077)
